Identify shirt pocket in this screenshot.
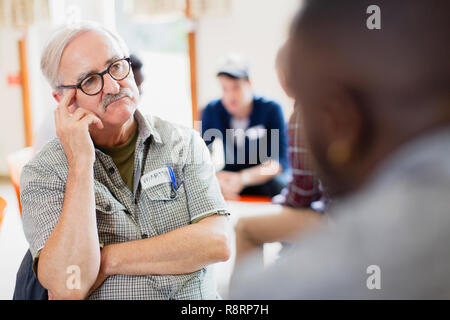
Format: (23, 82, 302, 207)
(142, 181, 190, 235)
(95, 191, 137, 245)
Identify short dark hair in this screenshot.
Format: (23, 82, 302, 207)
(290, 0, 450, 100)
(130, 54, 143, 71)
(217, 73, 249, 82)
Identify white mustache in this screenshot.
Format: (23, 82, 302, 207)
(102, 88, 134, 110)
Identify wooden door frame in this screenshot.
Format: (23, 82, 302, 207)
(18, 32, 33, 147)
(18, 1, 199, 140)
(185, 0, 199, 128)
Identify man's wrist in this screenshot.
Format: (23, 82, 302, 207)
(100, 245, 116, 276)
(68, 158, 94, 174)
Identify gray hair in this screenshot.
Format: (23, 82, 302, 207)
(40, 21, 130, 89)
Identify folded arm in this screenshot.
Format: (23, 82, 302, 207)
(99, 214, 230, 277)
(38, 164, 101, 300)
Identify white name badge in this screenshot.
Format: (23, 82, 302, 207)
(141, 167, 172, 190)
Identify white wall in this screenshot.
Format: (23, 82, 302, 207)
(196, 0, 302, 117)
(137, 51, 192, 128)
(0, 28, 26, 175)
(1, 0, 302, 176)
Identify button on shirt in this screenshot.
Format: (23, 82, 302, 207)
(20, 110, 229, 300)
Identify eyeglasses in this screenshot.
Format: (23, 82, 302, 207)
(58, 57, 132, 96)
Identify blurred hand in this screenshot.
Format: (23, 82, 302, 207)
(54, 89, 104, 168)
(217, 171, 244, 200)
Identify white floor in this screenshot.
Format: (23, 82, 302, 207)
(215, 201, 283, 299)
(0, 178, 281, 300)
(0, 179, 29, 300)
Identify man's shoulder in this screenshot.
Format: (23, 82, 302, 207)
(20, 138, 67, 189)
(26, 138, 66, 171)
(253, 95, 282, 110)
(145, 114, 198, 146)
(252, 96, 285, 126)
(203, 99, 225, 115)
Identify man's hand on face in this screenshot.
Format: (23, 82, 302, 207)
(54, 89, 104, 168)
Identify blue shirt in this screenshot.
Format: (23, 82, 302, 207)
(201, 96, 289, 173)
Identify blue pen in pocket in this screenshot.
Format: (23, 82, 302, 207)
(168, 166, 177, 191)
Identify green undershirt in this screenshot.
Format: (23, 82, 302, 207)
(97, 127, 139, 191)
(33, 127, 222, 275)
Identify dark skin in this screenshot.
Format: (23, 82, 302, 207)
(288, 0, 450, 198)
(132, 67, 144, 94)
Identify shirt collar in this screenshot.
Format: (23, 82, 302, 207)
(94, 109, 162, 159)
(134, 109, 162, 145)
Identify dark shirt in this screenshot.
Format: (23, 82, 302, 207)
(201, 96, 289, 173)
(13, 250, 47, 300)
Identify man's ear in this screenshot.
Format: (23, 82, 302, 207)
(52, 91, 62, 103)
(322, 90, 364, 166)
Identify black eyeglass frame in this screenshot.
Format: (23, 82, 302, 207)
(58, 57, 132, 96)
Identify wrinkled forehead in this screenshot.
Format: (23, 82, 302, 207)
(58, 30, 126, 84)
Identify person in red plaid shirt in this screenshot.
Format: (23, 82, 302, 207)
(234, 42, 325, 269)
(284, 109, 324, 208)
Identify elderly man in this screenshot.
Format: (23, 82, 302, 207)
(232, 0, 450, 299)
(19, 22, 230, 300)
(33, 53, 145, 154)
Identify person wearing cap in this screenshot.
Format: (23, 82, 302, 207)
(232, 42, 325, 271)
(201, 55, 289, 200)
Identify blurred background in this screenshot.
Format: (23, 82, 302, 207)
(0, 0, 300, 299)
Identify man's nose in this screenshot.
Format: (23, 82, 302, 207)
(102, 73, 120, 95)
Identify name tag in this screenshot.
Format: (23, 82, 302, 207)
(141, 167, 172, 190)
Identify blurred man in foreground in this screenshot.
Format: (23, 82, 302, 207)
(232, 0, 450, 299)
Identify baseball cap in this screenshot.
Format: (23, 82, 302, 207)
(217, 54, 250, 79)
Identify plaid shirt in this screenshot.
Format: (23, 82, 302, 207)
(284, 110, 322, 208)
(20, 110, 229, 300)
